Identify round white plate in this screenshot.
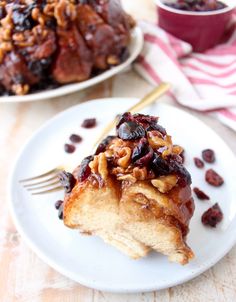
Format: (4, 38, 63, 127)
(8, 98, 236, 293)
(1, 27, 143, 103)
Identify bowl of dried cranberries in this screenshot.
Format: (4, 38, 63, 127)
(155, 0, 236, 52)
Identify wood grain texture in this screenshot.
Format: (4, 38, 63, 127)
(0, 0, 236, 301)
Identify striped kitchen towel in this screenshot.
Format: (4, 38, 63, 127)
(134, 17, 236, 131)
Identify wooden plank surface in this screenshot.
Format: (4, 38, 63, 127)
(0, 1, 236, 301)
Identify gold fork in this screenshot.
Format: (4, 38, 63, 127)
(19, 83, 170, 195)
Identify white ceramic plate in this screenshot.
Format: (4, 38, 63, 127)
(8, 98, 236, 293)
(1, 27, 143, 103)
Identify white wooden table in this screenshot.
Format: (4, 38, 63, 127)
(0, 0, 236, 301)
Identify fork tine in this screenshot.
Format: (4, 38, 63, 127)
(19, 167, 61, 183)
(32, 186, 63, 195)
(27, 179, 61, 191)
(23, 175, 59, 188)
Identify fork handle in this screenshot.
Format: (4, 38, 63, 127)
(128, 82, 170, 113)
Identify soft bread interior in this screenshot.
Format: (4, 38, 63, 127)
(64, 177, 194, 264)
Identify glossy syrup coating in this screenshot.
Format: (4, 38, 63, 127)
(77, 112, 192, 188)
(0, 0, 135, 95)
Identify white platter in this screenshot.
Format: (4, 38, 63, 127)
(1, 27, 143, 103)
(8, 98, 236, 293)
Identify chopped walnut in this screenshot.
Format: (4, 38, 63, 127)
(107, 55, 119, 65)
(148, 132, 173, 158)
(148, 131, 166, 149)
(54, 0, 76, 27)
(89, 153, 108, 180)
(151, 175, 178, 193)
(117, 147, 131, 168)
(111, 166, 125, 176)
(109, 138, 129, 150)
(162, 135, 173, 158)
(117, 174, 136, 183)
(172, 145, 183, 155)
(133, 167, 147, 180)
(43, 4, 55, 17)
(12, 84, 30, 95)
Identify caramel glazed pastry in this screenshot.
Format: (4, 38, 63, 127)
(59, 113, 195, 265)
(0, 0, 135, 96)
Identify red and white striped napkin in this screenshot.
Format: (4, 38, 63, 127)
(134, 15, 236, 131)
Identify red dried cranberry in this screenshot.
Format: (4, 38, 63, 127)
(133, 113, 167, 135)
(55, 200, 63, 210)
(58, 205, 63, 220)
(193, 187, 210, 200)
(0, 6, 6, 19)
(165, 0, 226, 12)
(151, 153, 171, 176)
(179, 149, 185, 164)
(131, 138, 148, 162)
(205, 169, 224, 187)
(64, 144, 76, 153)
(169, 153, 183, 164)
(81, 118, 96, 128)
(116, 112, 133, 129)
(132, 138, 154, 167)
(201, 203, 223, 227)
(133, 113, 158, 125)
(12, 4, 36, 31)
(117, 121, 145, 141)
(69, 134, 82, 143)
(77, 155, 93, 182)
(194, 157, 204, 168)
(58, 171, 76, 193)
(170, 160, 192, 186)
(95, 135, 116, 155)
(202, 149, 215, 163)
(136, 148, 154, 167)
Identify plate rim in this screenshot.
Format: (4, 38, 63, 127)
(8, 98, 236, 293)
(0, 26, 143, 103)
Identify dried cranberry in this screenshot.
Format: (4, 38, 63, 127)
(165, 0, 226, 12)
(81, 118, 96, 128)
(58, 206, 63, 220)
(133, 113, 158, 124)
(170, 160, 192, 186)
(132, 113, 166, 135)
(77, 155, 93, 182)
(58, 171, 76, 193)
(45, 18, 57, 29)
(202, 149, 215, 163)
(117, 121, 145, 140)
(28, 58, 52, 77)
(116, 112, 133, 129)
(64, 144, 76, 153)
(132, 138, 154, 167)
(194, 157, 204, 168)
(169, 153, 183, 164)
(201, 203, 223, 227)
(151, 153, 171, 176)
(95, 135, 116, 155)
(0, 6, 6, 19)
(132, 138, 148, 162)
(179, 149, 185, 164)
(69, 134, 82, 143)
(205, 169, 224, 187)
(193, 187, 210, 200)
(12, 4, 36, 31)
(55, 200, 63, 210)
